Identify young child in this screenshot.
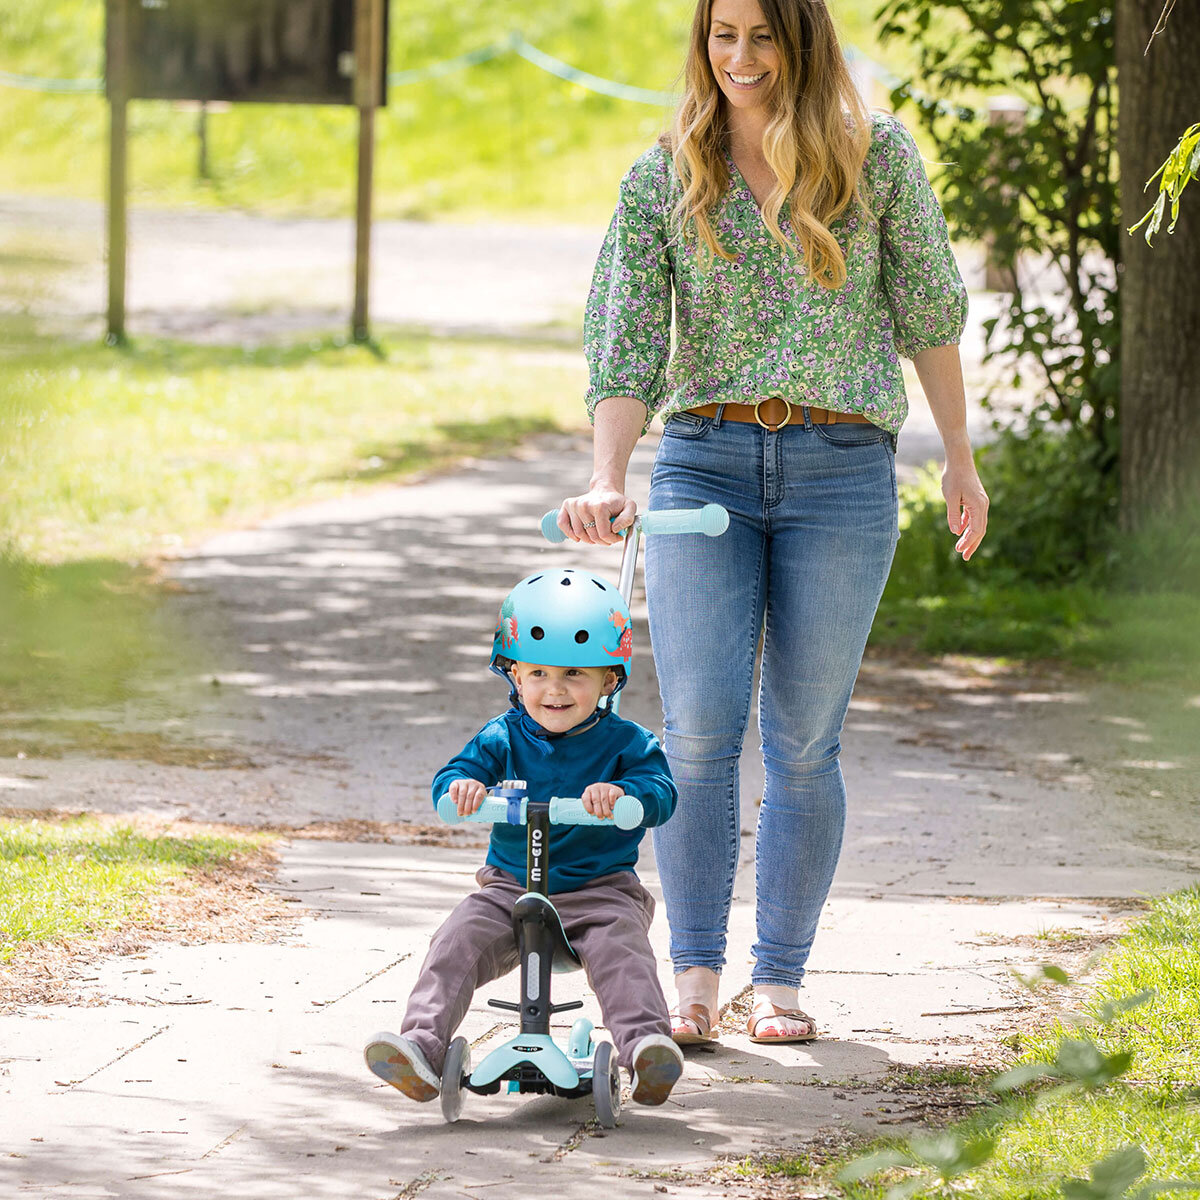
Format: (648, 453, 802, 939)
(364, 568, 685, 1106)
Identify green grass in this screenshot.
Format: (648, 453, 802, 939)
(0, 0, 914, 224)
(0, 557, 200, 715)
(733, 888, 1200, 1199)
(871, 465, 1200, 690)
(0, 814, 273, 958)
(917, 888, 1200, 1199)
(0, 325, 585, 563)
(1019, 889, 1200, 1090)
(0, 321, 585, 715)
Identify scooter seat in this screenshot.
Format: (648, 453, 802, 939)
(512, 893, 582, 973)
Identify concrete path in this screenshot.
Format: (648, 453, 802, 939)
(4, 435, 1198, 1199)
(3, 195, 1196, 1197)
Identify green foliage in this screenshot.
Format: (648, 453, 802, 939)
(841, 925, 1200, 1200)
(1060, 1145, 1200, 1200)
(838, 890, 1200, 1196)
(864, 2, 1200, 673)
(870, 0, 1124, 659)
(874, 439, 1200, 674)
(839, 1133, 997, 1199)
(1130, 123, 1200, 244)
(1021, 887, 1200, 1090)
(877, 0, 1119, 460)
(889, 426, 1118, 596)
(992, 1035, 1134, 1096)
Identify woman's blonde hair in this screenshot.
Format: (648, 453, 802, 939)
(666, 0, 870, 289)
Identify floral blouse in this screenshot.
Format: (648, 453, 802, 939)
(583, 112, 968, 436)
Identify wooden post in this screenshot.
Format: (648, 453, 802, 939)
(105, 0, 129, 344)
(984, 96, 1027, 293)
(198, 101, 210, 181)
(352, 0, 384, 344)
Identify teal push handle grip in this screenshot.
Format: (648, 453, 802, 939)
(540, 504, 728, 543)
(436, 793, 643, 829)
(540, 511, 569, 544)
(549, 795, 644, 831)
(437, 794, 524, 825)
(640, 504, 729, 537)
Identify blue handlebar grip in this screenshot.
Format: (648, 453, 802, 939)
(436, 795, 525, 825)
(541, 506, 727, 542)
(540, 511, 568, 544)
(549, 795, 644, 831)
(639, 503, 729, 537)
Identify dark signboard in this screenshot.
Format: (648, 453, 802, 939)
(110, 0, 387, 106)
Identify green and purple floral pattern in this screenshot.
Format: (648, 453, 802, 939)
(584, 112, 968, 435)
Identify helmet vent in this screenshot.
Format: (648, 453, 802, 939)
(574, 630, 589, 644)
(560, 577, 572, 586)
(526, 575, 542, 584)
(530, 626, 545, 640)
(592, 579, 606, 591)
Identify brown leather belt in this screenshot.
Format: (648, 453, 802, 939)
(686, 399, 873, 432)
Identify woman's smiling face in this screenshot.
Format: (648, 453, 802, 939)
(708, 0, 780, 112)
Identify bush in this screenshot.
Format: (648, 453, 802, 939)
(890, 423, 1119, 599)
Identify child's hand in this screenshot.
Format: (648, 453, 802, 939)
(449, 778, 488, 816)
(581, 782, 624, 820)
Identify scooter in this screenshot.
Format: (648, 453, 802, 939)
(434, 786, 644, 1127)
(433, 503, 729, 1127)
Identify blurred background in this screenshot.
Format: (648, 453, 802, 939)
(0, 0, 1196, 761)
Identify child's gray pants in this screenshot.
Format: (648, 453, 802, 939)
(400, 865, 670, 1074)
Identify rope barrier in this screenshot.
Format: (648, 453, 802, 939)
(0, 68, 101, 93)
(3, 38, 974, 116)
(0, 34, 702, 104)
(386, 39, 511, 87)
(510, 36, 676, 106)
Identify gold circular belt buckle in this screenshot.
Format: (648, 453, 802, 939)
(753, 399, 792, 430)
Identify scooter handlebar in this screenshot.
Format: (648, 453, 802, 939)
(436, 794, 511, 826)
(540, 504, 728, 544)
(436, 792, 644, 831)
(551, 794, 644, 831)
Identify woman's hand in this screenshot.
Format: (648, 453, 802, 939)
(557, 485, 638, 546)
(942, 454, 989, 561)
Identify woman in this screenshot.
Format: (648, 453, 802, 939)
(558, 0, 988, 1045)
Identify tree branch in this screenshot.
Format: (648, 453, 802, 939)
(1146, 0, 1177, 53)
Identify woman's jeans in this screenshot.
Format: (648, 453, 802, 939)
(645, 408, 899, 988)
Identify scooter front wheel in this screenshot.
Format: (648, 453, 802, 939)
(591, 1040, 621, 1129)
(441, 1036, 470, 1123)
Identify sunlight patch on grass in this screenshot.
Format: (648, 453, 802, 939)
(1, 329, 585, 563)
(0, 814, 273, 957)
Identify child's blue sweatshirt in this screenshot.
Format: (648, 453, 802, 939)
(431, 708, 677, 894)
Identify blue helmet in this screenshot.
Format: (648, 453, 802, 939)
(490, 568, 632, 693)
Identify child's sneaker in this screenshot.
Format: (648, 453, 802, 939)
(364, 1032, 440, 1101)
(629, 1033, 685, 1105)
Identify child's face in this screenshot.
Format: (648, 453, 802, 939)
(509, 662, 618, 733)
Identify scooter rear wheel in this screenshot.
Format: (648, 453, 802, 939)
(441, 1036, 470, 1123)
(591, 1040, 621, 1129)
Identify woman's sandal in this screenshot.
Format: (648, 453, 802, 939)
(746, 998, 819, 1044)
(670, 1002, 719, 1046)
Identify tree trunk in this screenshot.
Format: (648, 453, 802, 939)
(1118, 0, 1200, 526)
